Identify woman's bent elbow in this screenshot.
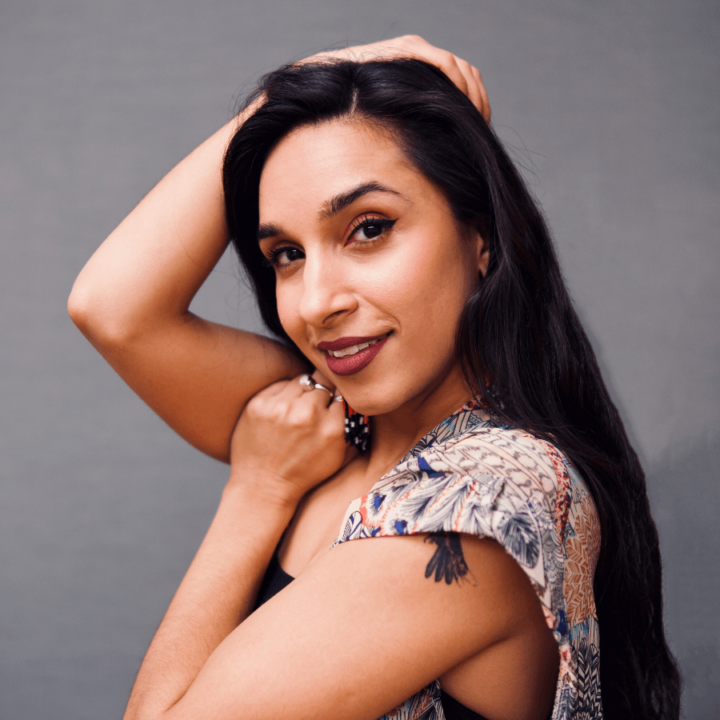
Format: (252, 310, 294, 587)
(67, 278, 139, 349)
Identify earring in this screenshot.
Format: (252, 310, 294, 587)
(343, 400, 370, 454)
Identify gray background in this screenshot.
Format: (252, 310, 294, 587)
(1, 0, 718, 717)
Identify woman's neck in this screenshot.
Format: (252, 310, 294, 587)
(363, 363, 473, 481)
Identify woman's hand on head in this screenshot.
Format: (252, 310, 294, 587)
(228, 371, 353, 507)
(304, 35, 491, 122)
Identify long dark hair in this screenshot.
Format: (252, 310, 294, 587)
(222, 58, 681, 719)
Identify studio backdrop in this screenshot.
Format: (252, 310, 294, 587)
(1, 1, 718, 718)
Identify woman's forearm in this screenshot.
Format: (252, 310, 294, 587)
(124, 368, 349, 720)
(123, 480, 297, 720)
(68, 102, 305, 461)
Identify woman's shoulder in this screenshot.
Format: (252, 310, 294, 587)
(340, 403, 597, 544)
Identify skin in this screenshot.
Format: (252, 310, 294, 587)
(67, 35, 556, 720)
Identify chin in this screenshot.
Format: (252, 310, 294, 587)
(345, 400, 391, 417)
(338, 382, 410, 418)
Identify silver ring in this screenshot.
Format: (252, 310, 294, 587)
(299, 374, 334, 396)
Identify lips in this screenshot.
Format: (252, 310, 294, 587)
(319, 332, 391, 376)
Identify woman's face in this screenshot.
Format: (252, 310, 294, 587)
(258, 118, 487, 418)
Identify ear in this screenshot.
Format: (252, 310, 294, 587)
(469, 216, 490, 278)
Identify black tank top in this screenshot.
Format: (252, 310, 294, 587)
(254, 552, 488, 720)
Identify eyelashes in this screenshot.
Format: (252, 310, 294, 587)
(262, 245, 303, 269)
(346, 215, 397, 243)
(262, 215, 397, 270)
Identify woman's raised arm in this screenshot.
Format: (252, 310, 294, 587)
(67, 103, 306, 462)
(68, 36, 489, 463)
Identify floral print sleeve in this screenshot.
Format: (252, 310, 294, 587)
(332, 403, 603, 720)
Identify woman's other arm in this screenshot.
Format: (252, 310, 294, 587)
(67, 105, 305, 462)
(122, 479, 295, 720)
(123, 375, 350, 720)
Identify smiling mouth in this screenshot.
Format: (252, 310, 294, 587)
(323, 332, 392, 358)
(317, 332, 393, 377)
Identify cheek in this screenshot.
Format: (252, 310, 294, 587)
(276, 285, 306, 347)
(372, 234, 474, 334)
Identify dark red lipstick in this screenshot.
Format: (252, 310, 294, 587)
(318, 332, 391, 376)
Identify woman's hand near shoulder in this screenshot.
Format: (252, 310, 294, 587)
(228, 371, 353, 507)
(67, 100, 306, 462)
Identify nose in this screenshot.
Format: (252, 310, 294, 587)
(297, 250, 357, 328)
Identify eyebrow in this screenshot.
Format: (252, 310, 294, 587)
(256, 181, 402, 242)
(320, 181, 401, 219)
(257, 223, 284, 241)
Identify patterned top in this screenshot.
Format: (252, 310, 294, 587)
(332, 402, 603, 720)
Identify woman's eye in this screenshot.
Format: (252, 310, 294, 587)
(268, 246, 304, 268)
(350, 218, 396, 243)
(357, 222, 384, 239)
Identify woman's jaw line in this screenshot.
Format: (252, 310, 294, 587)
(362, 361, 474, 462)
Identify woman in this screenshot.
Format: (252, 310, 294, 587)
(68, 37, 680, 720)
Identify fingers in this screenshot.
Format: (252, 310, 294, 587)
(275, 373, 339, 414)
(326, 389, 346, 422)
(413, 39, 488, 120)
(311, 368, 336, 394)
(307, 35, 491, 123)
(248, 373, 335, 413)
(416, 43, 490, 121)
(457, 58, 480, 111)
(252, 378, 292, 400)
(310, 369, 338, 407)
(472, 66, 491, 122)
